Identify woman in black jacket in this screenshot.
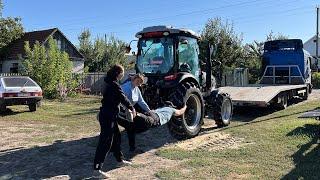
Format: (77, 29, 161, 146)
(93, 64, 136, 178)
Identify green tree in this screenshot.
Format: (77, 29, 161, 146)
(0, 0, 3, 16)
(199, 17, 244, 87)
(23, 36, 73, 99)
(78, 29, 130, 72)
(78, 29, 94, 71)
(0, 0, 24, 51)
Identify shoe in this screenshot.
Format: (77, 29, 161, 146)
(117, 159, 133, 167)
(92, 170, 110, 179)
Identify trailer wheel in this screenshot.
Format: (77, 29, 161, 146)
(302, 87, 309, 100)
(308, 84, 312, 94)
(275, 93, 288, 110)
(213, 93, 233, 127)
(167, 82, 204, 140)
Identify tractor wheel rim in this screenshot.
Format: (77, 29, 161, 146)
(185, 94, 201, 131)
(221, 99, 232, 121)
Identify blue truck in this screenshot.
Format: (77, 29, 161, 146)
(220, 39, 313, 109)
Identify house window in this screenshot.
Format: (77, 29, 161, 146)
(57, 39, 62, 50)
(10, 63, 19, 73)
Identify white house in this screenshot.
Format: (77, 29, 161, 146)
(304, 35, 320, 57)
(304, 35, 320, 68)
(0, 28, 84, 74)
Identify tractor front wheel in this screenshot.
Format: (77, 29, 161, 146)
(213, 93, 233, 127)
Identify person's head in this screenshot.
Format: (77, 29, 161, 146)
(107, 64, 124, 81)
(131, 73, 144, 87)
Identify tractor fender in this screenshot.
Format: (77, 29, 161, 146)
(160, 73, 200, 89)
(177, 73, 200, 88)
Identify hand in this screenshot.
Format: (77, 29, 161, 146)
(132, 108, 137, 118)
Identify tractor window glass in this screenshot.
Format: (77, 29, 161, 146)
(137, 38, 174, 74)
(178, 37, 199, 76)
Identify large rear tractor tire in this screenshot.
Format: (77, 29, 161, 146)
(212, 93, 233, 127)
(167, 82, 204, 140)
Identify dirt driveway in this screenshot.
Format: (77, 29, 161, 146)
(0, 90, 319, 179)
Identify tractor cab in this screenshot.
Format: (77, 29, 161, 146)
(135, 26, 201, 83)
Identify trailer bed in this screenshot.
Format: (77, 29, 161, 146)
(219, 84, 306, 107)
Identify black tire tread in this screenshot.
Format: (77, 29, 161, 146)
(213, 93, 232, 128)
(167, 81, 204, 140)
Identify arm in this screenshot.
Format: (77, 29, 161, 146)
(115, 83, 134, 111)
(137, 88, 151, 112)
(174, 105, 187, 116)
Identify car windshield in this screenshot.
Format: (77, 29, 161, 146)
(2, 77, 37, 87)
(137, 37, 174, 74)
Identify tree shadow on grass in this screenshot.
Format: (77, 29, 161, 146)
(0, 125, 176, 179)
(282, 123, 320, 179)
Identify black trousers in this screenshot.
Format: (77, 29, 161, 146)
(93, 108, 123, 170)
(117, 111, 160, 150)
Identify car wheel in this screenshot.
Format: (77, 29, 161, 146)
(0, 104, 6, 113)
(29, 103, 37, 112)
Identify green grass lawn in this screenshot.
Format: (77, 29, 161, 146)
(1, 96, 319, 179)
(157, 100, 320, 179)
(0, 95, 101, 144)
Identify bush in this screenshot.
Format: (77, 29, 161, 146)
(312, 72, 320, 89)
(22, 36, 74, 99)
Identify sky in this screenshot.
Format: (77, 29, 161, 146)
(2, 0, 319, 46)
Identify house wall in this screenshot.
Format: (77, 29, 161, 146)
(0, 59, 20, 73)
(304, 37, 320, 57)
(52, 32, 83, 59)
(1, 59, 84, 73)
(73, 60, 84, 73)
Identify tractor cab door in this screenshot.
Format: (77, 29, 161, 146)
(178, 37, 200, 81)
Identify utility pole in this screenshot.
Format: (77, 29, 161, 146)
(316, 6, 319, 58)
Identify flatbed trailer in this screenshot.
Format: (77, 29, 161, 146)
(219, 84, 308, 108)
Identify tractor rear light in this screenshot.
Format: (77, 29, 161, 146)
(143, 31, 167, 38)
(164, 74, 177, 81)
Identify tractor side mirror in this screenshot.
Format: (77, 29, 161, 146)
(125, 45, 132, 53)
(125, 40, 138, 53)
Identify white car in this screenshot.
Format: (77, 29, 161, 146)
(0, 76, 43, 112)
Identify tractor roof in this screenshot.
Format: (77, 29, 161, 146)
(136, 25, 200, 39)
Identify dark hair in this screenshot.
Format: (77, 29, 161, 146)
(107, 64, 124, 81)
(132, 73, 144, 82)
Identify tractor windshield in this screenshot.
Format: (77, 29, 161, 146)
(137, 37, 174, 74)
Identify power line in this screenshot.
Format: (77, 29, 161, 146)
(62, 4, 312, 36)
(33, 0, 286, 31)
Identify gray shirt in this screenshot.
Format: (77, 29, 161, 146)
(153, 107, 176, 125)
